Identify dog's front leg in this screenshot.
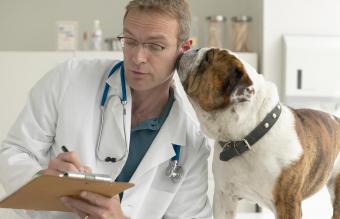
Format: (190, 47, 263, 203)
(213, 187, 238, 219)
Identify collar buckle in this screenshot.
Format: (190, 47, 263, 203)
(221, 141, 232, 150)
(219, 102, 282, 162)
(242, 139, 251, 150)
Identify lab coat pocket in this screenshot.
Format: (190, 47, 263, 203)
(151, 162, 182, 193)
(137, 188, 175, 219)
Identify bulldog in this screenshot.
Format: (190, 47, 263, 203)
(176, 48, 340, 219)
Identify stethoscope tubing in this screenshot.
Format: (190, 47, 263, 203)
(96, 61, 128, 162)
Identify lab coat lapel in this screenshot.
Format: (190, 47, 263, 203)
(130, 89, 187, 182)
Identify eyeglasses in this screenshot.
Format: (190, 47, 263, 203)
(117, 36, 166, 55)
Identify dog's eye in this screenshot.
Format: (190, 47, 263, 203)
(235, 69, 243, 79)
(221, 68, 243, 94)
(222, 79, 232, 93)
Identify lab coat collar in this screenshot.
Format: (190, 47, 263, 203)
(105, 61, 129, 102)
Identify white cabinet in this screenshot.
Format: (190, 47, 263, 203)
(283, 35, 340, 99)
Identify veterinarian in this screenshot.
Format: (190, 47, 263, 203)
(0, 0, 212, 218)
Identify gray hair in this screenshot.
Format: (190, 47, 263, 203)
(124, 0, 191, 44)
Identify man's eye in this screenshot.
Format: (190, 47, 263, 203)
(146, 43, 164, 52)
(125, 39, 138, 47)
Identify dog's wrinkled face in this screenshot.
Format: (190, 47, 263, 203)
(177, 48, 254, 112)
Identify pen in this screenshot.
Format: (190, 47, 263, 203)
(59, 172, 114, 182)
(61, 145, 86, 173)
(61, 145, 69, 153)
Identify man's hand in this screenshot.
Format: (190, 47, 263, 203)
(41, 151, 127, 218)
(40, 150, 92, 176)
(61, 192, 129, 219)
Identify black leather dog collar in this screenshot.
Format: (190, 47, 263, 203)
(219, 103, 282, 161)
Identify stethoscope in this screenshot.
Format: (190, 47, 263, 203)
(96, 61, 128, 163)
(96, 61, 183, 182)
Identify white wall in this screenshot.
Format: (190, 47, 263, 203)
(262, 0, 340, 98)
(0, 0, 126, 51)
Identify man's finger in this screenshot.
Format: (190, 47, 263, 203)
(57, 151, 83, 171)
(41, 169, 60, 176)
(61, 197, 90, 218)
(80, 191, 117, 209)
(113, 195, 120, 202)
(49, 158, 80, 173)
(83, 165, 92, 173)
(61, 196, 105, 218)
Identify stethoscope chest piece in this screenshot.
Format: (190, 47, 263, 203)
(165, 160, 183, 183)
(165, 144, 183, 183)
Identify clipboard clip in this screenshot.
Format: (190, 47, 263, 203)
(59, 172, 114, 183)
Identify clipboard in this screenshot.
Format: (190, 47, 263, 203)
(0, 174, 134, 212)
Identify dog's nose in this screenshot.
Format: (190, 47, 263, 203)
(246, 86, 255, 95)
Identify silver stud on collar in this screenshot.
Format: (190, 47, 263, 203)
(277, 105, 281, 109)
(264, 123, 269, 128)
(272, 113, 277, 119)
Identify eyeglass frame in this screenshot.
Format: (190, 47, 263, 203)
(116, 35, 177, 55)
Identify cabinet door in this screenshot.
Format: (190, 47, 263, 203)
(284, 35, 340, 98)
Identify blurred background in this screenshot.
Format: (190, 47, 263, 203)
(1, 0, 340, 218)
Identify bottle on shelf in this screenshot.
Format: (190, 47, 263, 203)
(92, 20, 103, 51)
(82, 32, 89, 50)
(231, 15, 252, 52)
(205, 15, 227, 48)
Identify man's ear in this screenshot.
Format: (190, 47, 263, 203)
(180, 39, 192, 52)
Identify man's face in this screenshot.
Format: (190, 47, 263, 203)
(122, 9, 184, 91)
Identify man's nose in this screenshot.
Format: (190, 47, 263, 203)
(132, 45, 148, 64)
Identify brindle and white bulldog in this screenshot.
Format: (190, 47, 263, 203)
(176, 48, 340, 219)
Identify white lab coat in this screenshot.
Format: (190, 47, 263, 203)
(0, 59, 212, 219)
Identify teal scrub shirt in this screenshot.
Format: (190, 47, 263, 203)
(115, 90, 175, 183)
